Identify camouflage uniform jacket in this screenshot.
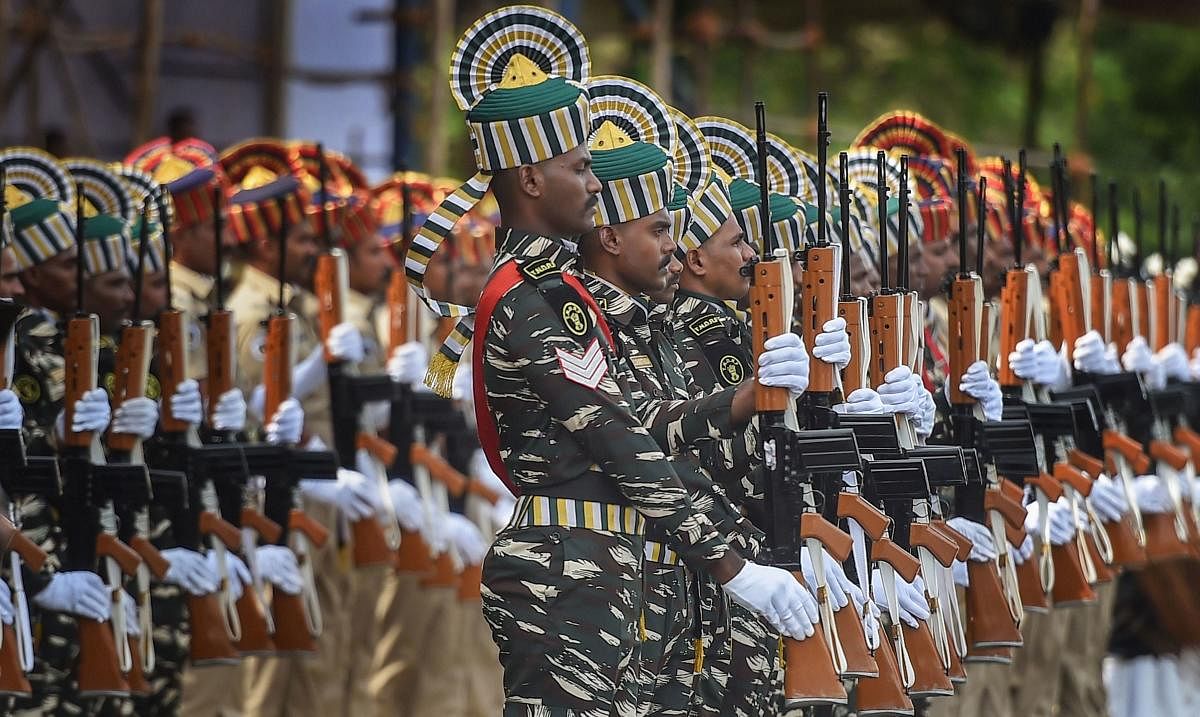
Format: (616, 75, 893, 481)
(670, 289, 764, 509)
(481, 228, 734, 570)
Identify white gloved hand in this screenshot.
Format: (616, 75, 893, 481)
(811, 317, 851, 369)
(877, 366, 920, 416)
(0, 389, 24, 431)
(1089, 474, 1129, 523)
(169, 379, 204, 425)
(387, 479, 426, 533)
(951, 560, 969, 588)
(722, 561, 819, 640)
(207, 551, 251, 602)
(801, 547, 850, 611)
(1134, 475, 1174, 514)
(1122, 336, 1154, 374)
(1073, 330, 1115, 375)
(946, 517, 997, 562)
(265, 398, 303, 445)
(834, 388, 885, 416)
(1191, 348, 1200, 381)
(1011, 339, 1070, 388)
(33, 571, 110, 621)
(292, 344, 329, 401)
(871, 570, 931, 628)
(122, 591, 139, 636)
(1045, 498, 1078, 545)
(327, 323, 365, 364)
(757, 332, 810, 397)
(211, 388, 247, 433)
(162, 547, 220, 596)
(387, 342, 429, 387)
(912, 384, 936, 440)
(255, 545, 303, 595)
(445, 513, 489, 565)
(1155, 343, 1190, 383)
(958, 360, 1002, 421)
(0, 580, 13, 625)
(63, 387, 112, 436)
(1011, 533, 1035, 566)
(299, 469, 377, 521)
(452, 362, 474, 404)
(111, 396, 160, 439)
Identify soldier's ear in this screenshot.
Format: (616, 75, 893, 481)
(685, 246, 706, 276)
(516, 164, 542, 199)
(597, 226, 621, 256)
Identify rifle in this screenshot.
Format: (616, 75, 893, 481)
(312, 146, 400, 568)
(0, 279, 54, 696)
(837, 154, 869, 396)
(1109, 183, 1135, 353)
(1150, 180, 1173, 350)
(751, 98, 854, 707)
(1132, 188, 1150, 340)
(1049, 158, 1091, 353)
(998, 155, 1041, 396)
(1090, 174, 1113, 344)
(60, 190, 145, 697)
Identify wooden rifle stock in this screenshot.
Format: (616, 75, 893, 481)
(836, 493, 890, 540)
(855, 625, 915, 714)
(838, 297, 869, 394)
(750, 259, 793, 412)
(997, 269, 1026, 389)
(947, 276, 982, 404)
(107, 322, 155, 454)
(63, 316, 99, 449)
(271, 509, 329, 653)
(189, 512, 244, 663)
(0, 516, 46, 696)
(1055, 250, 1089, 350)
(1134, 280, 1151, 340)
(1111, 278, 1135, 354)
(158, 309, 190, 433)
(801, 245, 839, 393)
(314, 251, 346, 362)
(782, 570, 848, 708)
(387, 270, 410, 352)
(204, 309, 236, 429)
(261, 315, 293, 429)
(1068, 449, 1104, 478)
(234, 508, 282, 655)
(410, 443, 467, 496)
(128, 535, 169, 580)
(77, 533, 142, 697)
(1185, 305, 1200, 355)
(868, 293, 903, 391)
(1152, 274, 1174, 350)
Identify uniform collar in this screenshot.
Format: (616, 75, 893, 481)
(495, 226, 578, 273)
(237, 264, 295, 308)
(674, 288, 740, 319)
(170, 260, 215, 302)
(582, 272, 649, 328)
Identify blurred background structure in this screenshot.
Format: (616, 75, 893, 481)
(0, 0, 1197, 248)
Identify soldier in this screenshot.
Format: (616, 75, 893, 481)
(220, 138, 371, 717)
(407, 7, 821, 715)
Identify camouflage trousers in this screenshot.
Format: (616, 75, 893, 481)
(691, 570, 733, 717)
(722, 602, 780, 717)
(638, 561, 693, 716)
(482, 524, 644, 717)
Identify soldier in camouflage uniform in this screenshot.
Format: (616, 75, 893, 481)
(407, 8, 820, 716)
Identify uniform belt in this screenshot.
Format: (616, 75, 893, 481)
(644, 540, 682, 566)
(510, 495, 645, 536)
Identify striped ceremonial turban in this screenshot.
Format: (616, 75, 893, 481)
(585, 75, 676, 227)
(64, 159, 134, 276)
(852, 110, 948, 160)
(220, 139, 308, 245)
(113, 165, 173, 273)
(372, 171, 437, 253)
(843, 149, 923, 258)
(325, 153, 379, 248)
(0, 148, 76, 270)
(406, 4, 593, 395)
(293, 141, 355, 238)
(697, 117, 805, 256)
(978, 156, 1047, 254)
(665, 107, 710, 249)
(124, 137, 224, 230)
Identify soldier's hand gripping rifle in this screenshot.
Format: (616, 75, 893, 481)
(60, 191, 144, 697)
(751, 98, 857, 708)
(312, 147, 401, 567)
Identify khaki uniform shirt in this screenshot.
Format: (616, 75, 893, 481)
(344, 289, 385, 375)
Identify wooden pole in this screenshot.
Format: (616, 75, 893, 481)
(650, 0, 673, 104)
(132, 0, 164, 145)
(424, 0, 453, 175)
(262, 0, 290, 136)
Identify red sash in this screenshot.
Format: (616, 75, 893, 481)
(471, 261, 614, 496)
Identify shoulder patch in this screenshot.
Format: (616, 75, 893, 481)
(630, 354, 653, 371)
(561, 301, 589, 337)
(688, 315, 724, 337)
(518, 257, 559, 283)
(698, 339, 751, 388)
(12, 375, 40, 405)
(145, 374, 162, 401)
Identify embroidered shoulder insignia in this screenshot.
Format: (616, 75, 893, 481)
(688, 315, 723, 337)
(555, 337, 608, 389)
(518, 258, 558, 283)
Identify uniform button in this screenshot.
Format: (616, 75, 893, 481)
(549, 531, 562, 543)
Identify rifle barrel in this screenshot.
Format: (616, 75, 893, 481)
(816, 92, 829, 247)
(276, 197, 289, 312)
(877, 151, 889, 290)
(956, 148, 968, 279)
(839, 152, 851, 298)
(75, 189, 85, 315)
(899, 155, 910, 291)
(132, 197, 151, 321)
(754, 102, 773, 257)
(976, 177, 986, 276)
(1109, 182, 1121, 271)
(213, 184, 224, 310)
(1090, 174, 1099, 270)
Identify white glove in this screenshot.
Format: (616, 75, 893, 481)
(946, 517, 997, 562)
(387, 479, 426, 533)
(871, 570, 931, 628)
(452, 362, 474, 403)
(0, 389, 23, 430)
(1089, 474, 1129, 523)
(1134, 475, 1175, 514)
(958, 360, 1002, 421)
(1010, 338, 1070, 388)
(265, 398, 304, 445)
(801, 547, 851, 611)
(63, 387, 112, 436)
(1122, 336, 1154, 374)
(33, 571, 110, 621)
(255, 545, 303, 596)
(1073, 330, 1116, 374)
(722, 561, 819, 640)
(877, 366, 920, 416)
(162, 547, 220, 596)
(111, 396, 160, 439)
(327, 323, 365, 364)
(1191, 348, 1200, 381)
(211, 388, 247, 433)
(834, 388, 884, 416)
(951, 560, 969, 588)
(292, 344, 329, 401)
(912, 384, 936, 439)
(387, 342, 429, 387)
(1155, 343, 1190, 383)
(757, 332, 810, 397)
(445, 513, 489, 565)
(0, 581, 13, 625)
(1041, 498, 1078, 545)
(207, 551, 251, 602)
(1011, 533, 1035, 566)
(299, 469, 377, 521)
(169, 379, 204, 425)
(122, 591, 139, 636)
(811, 317, 851, 369)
